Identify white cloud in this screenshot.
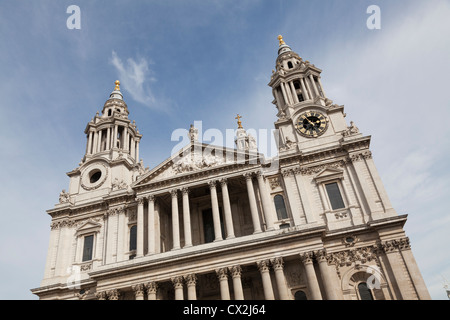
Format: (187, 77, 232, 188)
(110, 51, 158, 108)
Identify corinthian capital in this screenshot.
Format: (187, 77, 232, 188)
(216, 268, 229, 281)
(135, 197, 145, 205)
(257, 259, 271, 273)
(299, 251, 314, 264)
(271, 257, 284, 271)
(229, 265, 242, 278)
(132, 284, 145, 297)
(145, 281, 158, 294)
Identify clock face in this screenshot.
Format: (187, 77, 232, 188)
(295, 111, 328, 137)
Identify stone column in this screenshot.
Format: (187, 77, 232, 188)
(315, 250, 341, 300)
(220, 178, 235, 239)
(132, 284, 145, 300)
(244, 173, 262, 233)
(170, 189, 181, 250)
(300, 252, 323, 300)
(256, 172, 275, 231)
(398, 239, 431, 300)
(229, 265, 245, 300)
(208, 180, 223, 241)
(271, 257, 290, 300)
(304, 77, 314, 99)
(136, 197, 145, 257)
(184, 274, 198, 300)
(98, 130, 103, 152)
(216, 268, 231, 300)
(280, 82, 290, 106)
(113, 125, 118, 149)
(107, 289, 120, 300)
(300, 78, 310, 100)
(145, 281, 158, 300)
(87, 131, 93, 155)
(181, 188, 193, 247)
(290, 81, 299, 103)
(106, 126, 111, 150)
(135, 139, 140, 162)
(130, 137, 135, 160)
(147, 195, 156, 255)
(309, 74, 320, 97)
(172, 276, 184, 300)
(257, 260, 275, 300)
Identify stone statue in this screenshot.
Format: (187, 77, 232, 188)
(188, 124, 198, 142)
(59, 189, 70, 204)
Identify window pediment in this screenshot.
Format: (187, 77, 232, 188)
(75, 220, 102, 237)
(313, 167, 344, 184)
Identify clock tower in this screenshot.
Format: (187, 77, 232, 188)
(269, 35, 348, 154)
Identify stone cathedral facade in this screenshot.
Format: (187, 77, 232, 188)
(31, 36, 430, 300)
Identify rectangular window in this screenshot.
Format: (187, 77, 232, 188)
(82, 235, 94, 262)
(325, 182, 345, 210)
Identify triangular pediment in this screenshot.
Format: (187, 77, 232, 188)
(75, 219, 102, 236)
(313, 167, 344, 183)
(132, 142, 263, 188)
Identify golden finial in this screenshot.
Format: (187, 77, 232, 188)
(235, 114, 243, 129)
(277, 35, 285, 46)
(114, 80, 120, 91)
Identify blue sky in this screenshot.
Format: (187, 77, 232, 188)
(0, 0, 449, 299)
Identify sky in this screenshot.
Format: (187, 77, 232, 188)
(0, 0, 449, 300)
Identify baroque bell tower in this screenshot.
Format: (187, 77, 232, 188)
(64, 81, 146, 204)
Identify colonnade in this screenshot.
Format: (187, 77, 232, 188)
(86, 124, 140, 161)
(274, 75, 324, 108)
(135, 172, 277, 256)
(94, 251, 344, 300)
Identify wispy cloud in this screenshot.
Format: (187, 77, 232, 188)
(110, 51, 158, 108)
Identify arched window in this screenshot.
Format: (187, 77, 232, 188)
(358, 282, 374, 300)
(287, 61, 294, 69)
(129, 225, 137, 251)
(274, 195, 288, 220)
(294, 290, 307, 300)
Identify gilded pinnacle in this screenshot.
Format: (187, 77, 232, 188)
(277, 35, 285, 46)
(235, 114, 243, 129)
(114, 80, 120, 91)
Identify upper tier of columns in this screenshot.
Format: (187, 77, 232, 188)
(135, 171, 277, 255)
